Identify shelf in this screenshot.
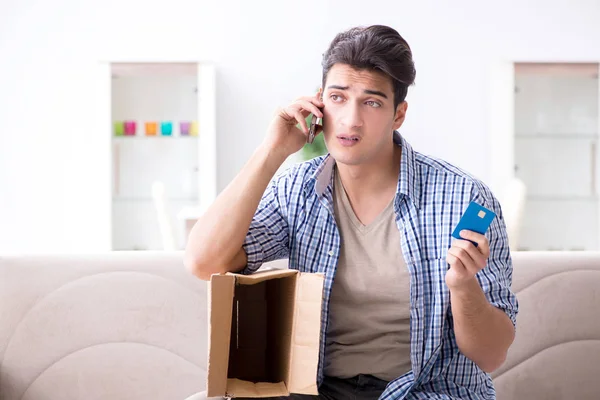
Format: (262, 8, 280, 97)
(112, 135, 198, 140)
(516, 133, 598, 139)
(517, 246, 589, 251)
(527, 195, 599, 201)
(113, 197, 198, 202)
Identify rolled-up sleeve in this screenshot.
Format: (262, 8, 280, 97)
(241, 174, 290, 275)
(474, 190, 519, 328)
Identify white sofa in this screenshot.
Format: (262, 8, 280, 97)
(1, 251, 599, 400)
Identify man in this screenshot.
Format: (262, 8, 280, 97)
(185, 24, 518, 400)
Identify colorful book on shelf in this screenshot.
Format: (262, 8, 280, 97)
(145, 122, 157, 136)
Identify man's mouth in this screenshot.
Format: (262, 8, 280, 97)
(337, 134, 361, 146)
(337, 135, 360, 142)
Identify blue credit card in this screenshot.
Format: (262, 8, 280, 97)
(451, 201, 496, 245)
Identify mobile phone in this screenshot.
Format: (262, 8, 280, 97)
(307, 112, 323, 144)
(451, 201, 496, 246)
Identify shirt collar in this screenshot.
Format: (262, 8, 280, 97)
(304, 131, 422, 210)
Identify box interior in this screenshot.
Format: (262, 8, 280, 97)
(227, 274, 297, 385)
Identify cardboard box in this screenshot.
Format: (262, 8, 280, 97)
(206, 268, 325, 398)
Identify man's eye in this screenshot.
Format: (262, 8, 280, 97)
(330, 95, 342, 101)
(366, 101, 381, 108)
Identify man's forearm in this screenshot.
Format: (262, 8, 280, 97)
(450, 277, 515, 373)
(184, 145, 286, 277)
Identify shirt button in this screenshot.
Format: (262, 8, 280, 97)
(328, 250, 335, 256)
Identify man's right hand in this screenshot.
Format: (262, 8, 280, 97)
(262, 91, 324, 159)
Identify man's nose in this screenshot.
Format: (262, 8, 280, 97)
(339, 103, 363, 129)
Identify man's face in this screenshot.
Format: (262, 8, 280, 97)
(321, 64, 407, 167)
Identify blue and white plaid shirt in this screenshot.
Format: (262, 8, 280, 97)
(242, 132, 518, 399)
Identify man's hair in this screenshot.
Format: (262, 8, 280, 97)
(321, 25, 416, 110)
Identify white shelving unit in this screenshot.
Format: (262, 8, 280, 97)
(109, 62, 216, 251)
(514, 63, 600, 251)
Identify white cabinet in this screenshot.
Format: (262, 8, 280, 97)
(514, 63, 600, 250)
(109, 63, 216, 250)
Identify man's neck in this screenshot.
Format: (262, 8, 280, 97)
(335, 144, 402, 206)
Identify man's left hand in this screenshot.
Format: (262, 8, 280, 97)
(445, 230, 490, 291)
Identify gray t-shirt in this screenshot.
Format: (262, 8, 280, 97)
(324, 168, 412, 381)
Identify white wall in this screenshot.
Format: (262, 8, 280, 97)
(1, 0, 599, 252)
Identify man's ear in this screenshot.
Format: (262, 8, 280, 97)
(393, 101, 408, 130)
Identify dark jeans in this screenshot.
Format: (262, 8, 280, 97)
(190, 375, 389, 400)
(262, 374, 389, 400)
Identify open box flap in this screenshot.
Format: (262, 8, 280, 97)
(287, 272, 325, 395)
(206, 274, 235, 397)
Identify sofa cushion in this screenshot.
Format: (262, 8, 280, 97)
(0, 251, 207, 400)
(492, 251, 600, 400)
